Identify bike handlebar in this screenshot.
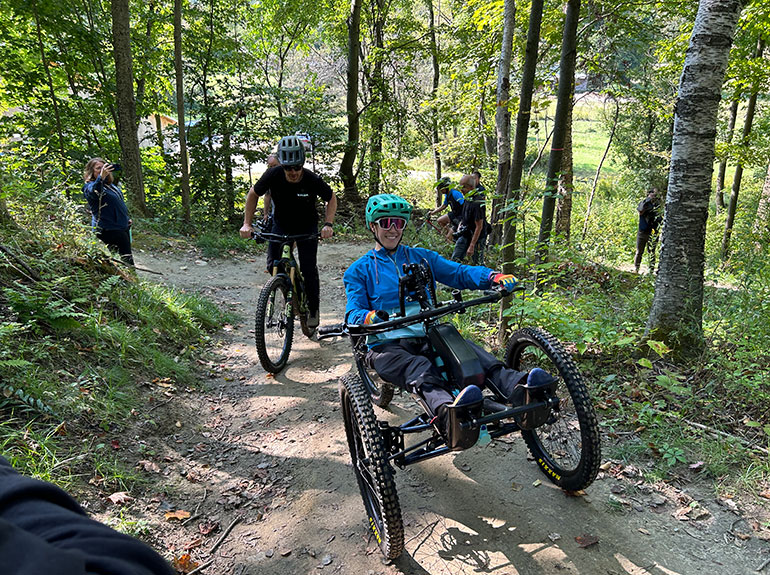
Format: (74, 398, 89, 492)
(316, 284, 524, 340)
(251, 229, 320, 243)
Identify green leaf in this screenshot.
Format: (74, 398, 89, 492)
(744, 420, 761, 428)
(637, 358, 653, 369)
(647, 340, 671, 357)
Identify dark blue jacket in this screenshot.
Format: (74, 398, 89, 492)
(83, 178, 130, 231)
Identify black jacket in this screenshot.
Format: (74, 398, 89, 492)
(0, 456, 173, 575)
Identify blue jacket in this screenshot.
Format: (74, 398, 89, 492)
(344, 245, 493, 346)
(82, 177, 130, 231)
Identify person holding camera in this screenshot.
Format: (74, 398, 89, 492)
(82, 157, 133, 265)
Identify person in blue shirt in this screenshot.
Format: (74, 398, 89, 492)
(82, 158, 133, 265)
(428, 177, 465, 241)
(343, 194, 555, 439)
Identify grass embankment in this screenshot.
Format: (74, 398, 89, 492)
(0, 224, 230, 491)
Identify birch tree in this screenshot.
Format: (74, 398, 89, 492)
(646, 0, 745, 355)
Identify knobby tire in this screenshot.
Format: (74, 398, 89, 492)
(506, 327, 601, 491)
(340, 374, 404, 559)
(255, 274, 294, 373)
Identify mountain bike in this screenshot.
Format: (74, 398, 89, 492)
(251, 220, 319, 373)
(318, 262, 601, 560)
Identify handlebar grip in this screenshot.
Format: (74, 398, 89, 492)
(318, 323, 344, 336)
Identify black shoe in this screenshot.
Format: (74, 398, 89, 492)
(509, 368, 558, 430)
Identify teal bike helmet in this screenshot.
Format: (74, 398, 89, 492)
(365, 194, 413, 227)
(277, 135, 306, 167)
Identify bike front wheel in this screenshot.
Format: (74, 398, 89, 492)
(255, 274, 294, 373)
(340, 374, 403, 559)
(506, 327, 601, 491)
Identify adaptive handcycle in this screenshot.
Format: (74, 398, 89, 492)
(251, 219, 319, 373)
(317, 261, 601, 560)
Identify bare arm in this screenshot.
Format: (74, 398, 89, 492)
(321, 194, 337, 239)
(239, 186, 259, 238)
(467, 218, 483, 255)
(263, 192, 272, 220)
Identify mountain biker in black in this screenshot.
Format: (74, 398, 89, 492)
(634, 187, 662, 274)
(240, 135, 337, 328)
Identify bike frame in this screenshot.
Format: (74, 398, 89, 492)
(253, 227, 318, 317)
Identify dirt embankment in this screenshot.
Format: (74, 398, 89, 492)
(107, 241, 770, 575)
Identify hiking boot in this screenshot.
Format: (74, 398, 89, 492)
(306, 310, 320, 329)
(436, 385, 484, 450)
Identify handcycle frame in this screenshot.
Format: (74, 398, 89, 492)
(322, 285, 559, 468)
(251, 221, 320, 372)
(320, 261, 600, 559)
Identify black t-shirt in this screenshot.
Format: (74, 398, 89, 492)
(253, 167, 333, 233)
(458, 200, 488, 239)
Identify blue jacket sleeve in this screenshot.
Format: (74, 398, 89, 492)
(343, 260, 373, 324)
(82, 178, 104, 214)
(418, 249, 492, 290)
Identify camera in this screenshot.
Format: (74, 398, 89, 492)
(109, 163, 122, 172)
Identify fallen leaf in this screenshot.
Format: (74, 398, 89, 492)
(165, 510, 191, 521)
(638, 528, 650, 535)
(280, 548, 292, 557)
(532, 479, 542, 487)
(137, 460, 161, 473)
(172, 553, 198, 574)
(759, 491, 770, 499)
(575, 534, 599, 548)
(265, 373, 275, 379)
(599, 461, 613, 471)
(689, 461, 705, 471)
(107, 491, 133, 505)
(548, 532, 561, 542)
(183, 537, 203, 551)
(110, 440, 121, 450)
(199, 520, 219, 536)
(735, 532, 751, 541)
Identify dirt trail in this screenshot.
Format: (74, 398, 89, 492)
(124, 241, 768, 575)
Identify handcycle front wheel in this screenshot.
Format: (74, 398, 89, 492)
(255, 274, 294, 373)
(506, 327, 601, 491)
(340, 374, 404, 559)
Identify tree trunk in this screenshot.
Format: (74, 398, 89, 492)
(721, 37, 764, 261)
(581, 96, 618, 242)
(491, 0, 515, 243)
(202, 0, 219, 218)
(174, 0, 191, 224)
(555, 97, 574, 240)
(536, 0, 580, 263)
(339, 0, 362, 207)
(427, 0, 442, 190)
(111, 0, 148, 215)
(646, 0, 744, 356)
(753, 161, 770, 242)
(715, 98, 738, 211)
(498, 0, 544, 345)
(367, 0, 386, 197)
(31, 0, 68, 186)
(223, 131, 234, 224)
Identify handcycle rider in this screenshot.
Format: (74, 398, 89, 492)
(240, 135, 337, 329)
(343, 193, 557, 443)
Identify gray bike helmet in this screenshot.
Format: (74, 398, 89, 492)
(436, 176, 451, 190)
(277, 135, 306, 168)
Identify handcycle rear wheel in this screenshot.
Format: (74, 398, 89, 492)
(255, 274, 294, 373)
(340, 374, 403, 559)
(506, 327, 601, 491)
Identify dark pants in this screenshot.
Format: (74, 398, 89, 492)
(266, 224, 320, 313)
(452, 232, 487, 265)
(634, 229, 658, 273)
(367, 338, 527, 415)
(96, 228, 134, 265)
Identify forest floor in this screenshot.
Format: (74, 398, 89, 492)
(95, 239, 770, 575)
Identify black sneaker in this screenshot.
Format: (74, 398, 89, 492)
(510, 368, 558, 430)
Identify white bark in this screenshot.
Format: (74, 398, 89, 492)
(645, 0, 744, 354)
